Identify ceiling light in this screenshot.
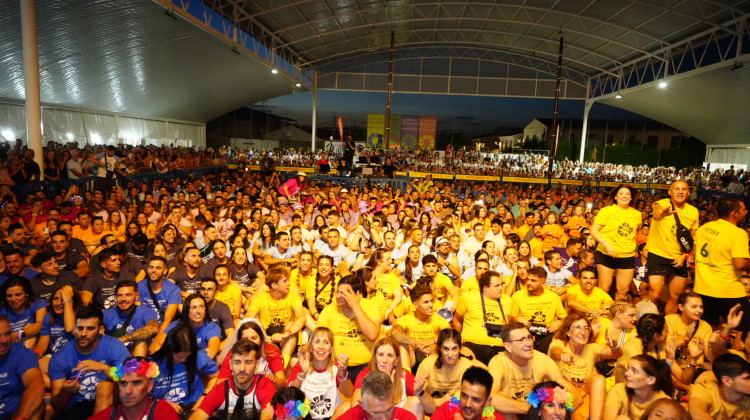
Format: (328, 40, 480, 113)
(658, 81, 668, 88)
(615, 92, 622, 99)
(295, 82, 302, 87)
(270, 68, 278, 74)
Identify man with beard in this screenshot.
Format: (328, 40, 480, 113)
(82, 247, 135, 310)
(104, 281, 159, 357)
(30, 251, 83, 303)
(137, 256, 181, 332)
(190, 340, 276, 420)
(422, 367, 504, 420)
(8, 222, 37, 265)
(690, 353, 750, 420)
(89, 356, 179, 420)
(0, 315, 45, 420)
(510, 267, 567, 354)
(57, 220, 88, 257)
(169, 247, 210, 298)
(49, 230, 89, 278)
(487, 322, 573, 417)
(337, 371, 417, 420)
(49, 306, 130, 419)
(3, 247, 40, 280)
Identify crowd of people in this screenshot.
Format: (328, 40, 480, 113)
(1, 140, 750, 420)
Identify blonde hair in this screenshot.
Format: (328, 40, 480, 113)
(368, 337, 404, 405)
(608, 300, 636, 319)
(306, 327, 336, 377)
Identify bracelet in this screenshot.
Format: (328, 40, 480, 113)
(718, 331, 730, 341)
(337, 370, 349, 381)
(63, 299, 73, 304)
(663, 358, 674, 367)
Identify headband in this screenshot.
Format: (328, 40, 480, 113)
(274, 400, 310, 419)
(110, 358, 160, 381)
(526, 386, 574, 412)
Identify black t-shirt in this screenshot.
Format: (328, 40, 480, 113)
(54, 252, 86, 273)
(382, 164, 397, 178)
(83, 270, 136, 310)
(31, 270, 83, 303)
(229, 264, 260, 288)
(23, 160, 41, 180)
(168, 266, 212, 295)
(207, 300, 234, 339)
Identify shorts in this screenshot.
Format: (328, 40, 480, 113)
(646, 252, 689, 278)
(463, 342, 505, 366)
(595, 250, 635, 270)
(698, 294, 750, 332)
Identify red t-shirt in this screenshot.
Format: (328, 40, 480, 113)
(337, 404, 417, 420)
(88, 399, 179, 420)
(198, 375, 276, 417)
(218, 343, 284, 379)
(431, 400, 508, 420)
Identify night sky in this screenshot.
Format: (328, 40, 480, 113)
(258, 90, 650, 139)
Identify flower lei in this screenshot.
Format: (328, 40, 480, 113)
(525, 387, 574, 412)
(109, 358, 160, 381)
(274, 399, 311, 419)
(447, 392, 496, 420)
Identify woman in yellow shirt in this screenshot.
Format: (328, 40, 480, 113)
(590, 185, 642, 300)
(365, 248, 404, 322)
(306, 256, 338, 319)
(604, 355, 672, 420)
(542, 212, 565, 252)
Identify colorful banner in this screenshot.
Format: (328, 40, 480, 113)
(387, 115, 402, 148)
(651, 183, 671, 190)
(401, 115, 420, 150)
(455, 174, 501, 181)
(418, 116, 437, 150)
(337, 116, 344, 142)
(409, 172, 453, 180)
(366, 114, 385, 149)
(599, 182, 622, 188)
(394, 171, 409, 177)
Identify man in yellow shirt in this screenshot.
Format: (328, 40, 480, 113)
(646, 180, 700, 314)
(246, 265, 305, 364)
(454, 271, 514, 365)
(390, 285, 450, 368)
(510, 266, 567, 354)
(694, 197, 750, 330)
(689, 353, 750, 420)
(566, 267, 613, 318)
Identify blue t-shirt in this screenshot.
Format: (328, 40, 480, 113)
(0, 299, 47, 332)
(0, 343, 39, 417)
(137, 280, 181, 324)
(48, 335, 130, 406)
(103, 305, 158, 336)
(41, 313, 74, 353)
(164, 321, 220, 350)
(151, 349, 218, 405)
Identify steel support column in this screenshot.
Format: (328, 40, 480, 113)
(21, 0, 43, 179)
(311, 70, 318, 152)
(578, 100, 593, 162)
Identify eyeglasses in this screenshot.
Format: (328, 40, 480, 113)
(199, 287, 215, 292)
(571, 325, 591, 333)
(506, 335, 535, 344)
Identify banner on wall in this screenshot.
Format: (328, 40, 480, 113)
(366, 114, 385, 149)
(388, 115, 402, 148)
(418, 116, 437, 150)
(401, 115, 420, 150)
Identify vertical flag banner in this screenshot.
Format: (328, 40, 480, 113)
(401, 115, 420, 150)
(418, 116, 437, 150)
(337, 116, 344, 141)
(366, 114, 385, 149)
(388, 115, 402, 149)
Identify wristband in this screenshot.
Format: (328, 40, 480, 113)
(63, 299, 73, 304)
(337, 370, 349, 381)
(663, 358, 673, 367)
(416, 389, 425, 397)
(718, 331, 730, 341)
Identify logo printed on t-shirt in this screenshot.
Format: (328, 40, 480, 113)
(617, 223, 634, 237)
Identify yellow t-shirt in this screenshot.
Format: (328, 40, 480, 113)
(665, 314, 713, 364)
(289, 268, 316, 299)
(694, 219, 750, 298)
(306, 275, 340, 310)
(565, 216, 588, 238)
(415, 354, 477, 397)
(542, 224, 565, 252)
(647, 199, 699, 259)
(364, 292, 387, 318)
(487, 351, 565, 400)
(605, 383, 668, 419)
(594, 205, 642, 258)
(374, 272, 403, 307)
(460, 276, 479, 293)
(567, 285, 613, 313)
(394, 313, 450, 344)
(216, 283, 243, 318)
(456, 291, 514, 346)
(317, 299, 380, 366)
(402, 273, 457, 314)
(510, 289, 567, 326)
(593, 317, 636, 347)
(690, 372, 750, 420)
(529, 237, 544, 259)
(548, 339, 603, 383)
(247, 291, 302, 329)
(516, 224, 532, 241)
